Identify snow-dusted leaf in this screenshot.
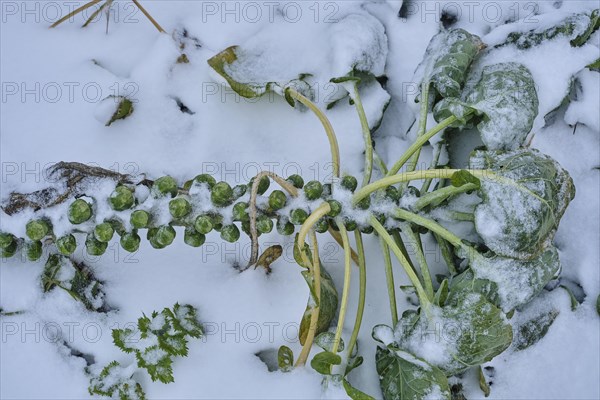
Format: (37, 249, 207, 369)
(315, 331, 344, 353)
(277, 345, 294, 372)
(310, 351, 341, 375)
(434, 63, 539, 150)
(375, 346, 451, 400)
(89, 361, 145, 400)
(470, 149, 575, 259)
(514, 308, 559, 351)
(135, 345, 174, 383)
(299, 265, 338, 345)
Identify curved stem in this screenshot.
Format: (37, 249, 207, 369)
(347, 231, 367, 358)
(295, 231, 321, 367)
(286, 88, 340, 179)
(327, 228, 360, 266)
(394, 208, 465, 249)
(297, 202, 331, 266)
(405, 81, 430, 176)
(332, 218, 352, 355)
(351, 82, 373, 187)
(402, 225, 434, 301)
(373, 150, 388, 175)
(379, 238, 398, 326)
(370, 216, 430, 308)
(420, 142, 444, 193)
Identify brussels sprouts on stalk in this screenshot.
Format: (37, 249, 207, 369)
(360, 225, 374, 234)
(256, 215, 274, 234)
(290, 209, 308, 225)
(26, 219, 51, 241)
(385, 186, 401, 203)
(130, 210, 151, 229)
(56, 234, 77, 255)
(286, 174, 304, 189)
(341, 175, 358, 192)
(184, 227, 206, 247)
(233, 184, 247, 199)
(147, 228, 164, 249)
(94, 223, 115, 243)
(343, 218, 358, 231)
(1, 240, 18, 258)
(327, 200, 342, 217)
(249, 176, 270, 195)
(120, 231, 141, 252)
(86, 234, 108, 256)
(68, 199, 92, 225)
(277, 218, 295, 235)
(169, 197, 192, 219)
(211, 182, 234, 207)
(153, 176, 179, 197)
(304, 181, 323, 200)
(0, 232, 15, 249)
(108, 186, 135, 211)
(315, 218, 329, 233)
(184, 174, 216, 190)
(356, 195, 371, 210)
(155, 225, 176, 247)
(269, 190, 287, 210)
(233, 202, 249, 222)
(25, 241, 43, 261)
(220, 224, 240, 243)
(194, 215, 213, 234)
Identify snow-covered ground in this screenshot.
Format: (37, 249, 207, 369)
(1, 1, 599, 399)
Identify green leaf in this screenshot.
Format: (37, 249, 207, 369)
(277, 345, 294, 372)
(299, 265, 339, 345)
(478, 366, 491, 397)
(470, 149, 575, 259)
(514, 308, 559, 351)
(345, 355, 364, 376)
(135, 346, 174, 383)
(434, 62, 539, 150)
(89, 361, 145, 400)
(293, 234, 312, 269)
(315, 331, 345, 353)
(343, 378, 375, 400)
(375, 346, 451, 400)
(434, 279, 449, 307)
(450, 170, 480, 189)
(310, 351, 341, 375)
(105, 96, 134, 127)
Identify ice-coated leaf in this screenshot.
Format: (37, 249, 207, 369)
(498, 10, 600, 49)
(470, 149, 575, 259)
(310, 351, 341, 375)
(434, 63, 539, 150)
(514, 308, 559, 351)
(414, 29, 484, 99)
(315, 331, 345, 353)
(375, 346, 451, 400)
(277, 345, 294, 372)
(299, 265, 339, 345)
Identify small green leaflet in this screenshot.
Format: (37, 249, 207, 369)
(514, 308, 559, 351)
(277, 346, 294, 372)
(299, 266, 339, 345)
(450, 170, 480, 189)
(88, 361, 146, 400)
(310, 351, 341, 375)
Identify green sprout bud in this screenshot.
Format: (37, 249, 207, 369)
(153, 176, 179, 197)
(169, 197, 192, 219)
(356, 195, 371, 210)
(194, 215, 213, 234)
(94, 223, 114, 242)
(315, 218, 329, 233)
(329, 219, 340, 231)
(184, 227, 205, 247)
(25, 241, 43, 261)
(286, 174, 304, 189)
(277, 217, 295, 235)
(375, 213, 387, 225)
(233, 184, 247, 200)
(26, 219, 51, 241)
(211, 182, 234, 207)
(232, 202, 249, 222)
(249, 176, 270, 195)
(322, 183, 332, 197)
(86, 234, 108, 256)
(405, 186, 420, 198)
(220, 224, 240, 243)
(56, 234, 77, 255)
(68, 199, 92, 225)
(341, 175, 358, 192)
(155, 225, 176, 247)
(269, 190, 287, 210)
(304, 181, 323, 200)
(0, 232, 16, 249)
(108, 186, 135, 211)
(120, 231, 141, 252)
(343, 218, 358, 231)
(256, 215, 274, 234)
(327, 200, 342, 217)
(108, 219, 126, 236)
(1, 240, 18, 258)
(130, 210, 151, 229)
(360, 225, 374, 234)
(289, 209, 308, 225)
(241, 220, 251, 236)
(147, 228, 164, 249)
(184, 174, 216, 190)
(385, 186, 401, 203)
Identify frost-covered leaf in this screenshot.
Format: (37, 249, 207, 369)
(299, 265, 339, 345)
(89, 361, 145, 400)
(470, 149, 575, 259)
(450, 170, 480, 189)
(375, 346, 451, 400)
(514, 308, 559, 351)
(310, 351, 341, 375)
(434, 63, 539, 150)
(113, 328, 138, 354)
(170, 303, 204, 338)
(315, 331, 344, 353)
(135, 345, 174, 383)
(277, 345, 294, 372)
(343, 378, 375, 400)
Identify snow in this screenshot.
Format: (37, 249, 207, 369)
(1, 1, 599, 399)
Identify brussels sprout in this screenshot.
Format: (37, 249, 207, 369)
(130, 210, 151, 229)
(405, 186, 420, 198)
(120, 231, 141, 252)
(277, 217, 295, 235)
(341, 175, 358, 192)
(94, 223, 114, 243)
(56, 234, 77, 255)
(220, 224, 240, 243)
(233, 184, 247, 199)
(290, 209, 308, 225)
(68, 199, 92, 225)
(322, 183, 332, 197)
(0, 232, 15, 249)
(26, 219, 51, 241)
(343, 218, 358, 231)
(385, 186, 401, 203)
(194, 215, 213, 234)
(269, 190, 287, 210)
(25, 241, 43, 261)
(360, 225, 374, 234)
(147, 228, 165, 249)
(329, 219, 340, 231)
(153, 176, 179, 197)
(315, 218, 330, 233)
(184, 227, 206, 247)
(304, 181, 323, 200)
(155, 225, 176, 247)
(232, 202, 249, 222)
(241, 220, 251, 236)
(356, 195, 371, 210)
(256, 215, 274, 234)
(108, 219, 126, 236)
(86, 234, 108, 256)
(1, 240, 18, 258)
(286, 174, 304, 189)
(108, 186, 135, 211)
(327, 200, 342, 217)
(169, 197, 192, 219)
(249, 176, 270, 195)
(184, 174, 216, 190)
(211, 182, 234, 207)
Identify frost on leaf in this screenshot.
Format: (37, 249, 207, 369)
(470, 149, 575, 259)
(299, 265, 339, 345)
(434, 63, 539, 150)
(88, 361, 145, 400)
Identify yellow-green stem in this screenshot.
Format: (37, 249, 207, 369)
(379, 238, 398, 326)
(297, 202, 331, 266)
(331, 218, 352, 355)
(403, 225, 434, 300)
(351, 82, 373, 187)
(405, 81, 430, 176)
(347, 231, 367, 358)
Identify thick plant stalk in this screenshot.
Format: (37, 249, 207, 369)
(50, 0, 104, 28)
(394, 208, 464, 249)
(347, 231, 367, 359)
(131, 0, 165, 33)
(295, 231, 321, 367)
(402, 225, 434, 301)
(379, 238, 398, 326)
(405, 81, 431, 176)
(331, 218, 352, 355)
(413, 182, 478, 210)
(351, 82, 373, 187)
